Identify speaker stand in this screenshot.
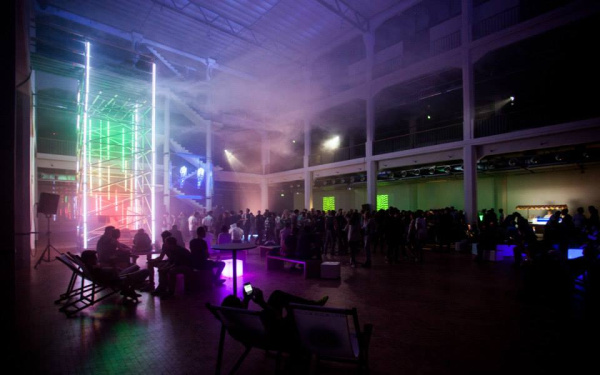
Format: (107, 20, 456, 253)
(34, 214, 63, 269)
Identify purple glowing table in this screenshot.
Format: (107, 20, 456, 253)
(212, 242, 256, 296)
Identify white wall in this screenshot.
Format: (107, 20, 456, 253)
(305, 165, 600, 213)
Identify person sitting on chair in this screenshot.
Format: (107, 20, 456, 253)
(189, 226, 226, 285)
(133, 228, 152, 253)
(152, 236, 192, 299)
(80, 250, 149, 300)
(222, 287, 328, 322)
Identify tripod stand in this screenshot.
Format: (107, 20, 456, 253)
(34, 214, 63, 269)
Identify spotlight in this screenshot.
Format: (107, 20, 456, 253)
(442, 166, 451, 174)
(323, 135, 340, 150)
(509, 96, 515, 102)
(427, 115, 431, 120)
(401, 170, 408, 178)
(508, 158, 518, 167)
(280, 193, 285, 197)
(528, 156, 539, 165)
(412, 169, 421, 176)
(555, 154, 564, 162)
(292, 140, 296, 143)
(428, 166, 435, 175)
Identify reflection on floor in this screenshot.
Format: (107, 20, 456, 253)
(14, 240, 594, 374)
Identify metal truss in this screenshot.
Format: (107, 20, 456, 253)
(151, 0, 302, 63)
(315, 0, 370, 32)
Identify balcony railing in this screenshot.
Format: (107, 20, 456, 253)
(37, 137, 77, 156)
(473, 6, 520, 40)
(430, 31, 461, 56)
(373, 122, 463, 155)
(309, 144, 366, 166)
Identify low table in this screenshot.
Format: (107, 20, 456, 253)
(212, 242, 257, 296)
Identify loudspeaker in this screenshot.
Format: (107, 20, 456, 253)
(38, 193, 60, 216)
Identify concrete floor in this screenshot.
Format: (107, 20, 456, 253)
(12, 237, 595, 374)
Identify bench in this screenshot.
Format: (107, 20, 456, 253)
(260, 245, 280, 257)
(266, 255, 321, 279)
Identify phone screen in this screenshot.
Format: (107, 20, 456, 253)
(243, 283, 253, 295)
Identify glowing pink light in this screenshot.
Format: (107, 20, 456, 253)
(222, 259, 243, 278)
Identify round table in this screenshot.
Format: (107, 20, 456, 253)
(212, 242, 257, 296)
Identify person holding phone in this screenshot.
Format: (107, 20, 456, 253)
(223, 284, 328, 321)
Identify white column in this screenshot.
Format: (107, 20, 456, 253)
(303, 118, 312, 209)
(462, 0, 477, 224)
(463, 145, 478, 225)
(205, 120, 213, 211)
(304, 169, 312, 209)
(462, 0, 474, 141)
(260, 179, 268, 211)
(363, 32, 377, 209)
(366, 160, 377, 210)
(163, 94, 170, 214)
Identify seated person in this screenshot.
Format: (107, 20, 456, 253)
(80, 250, 149, 300)
(221, 286, 328, 332)
(96, 226, 117, 265)
(170, 225, 186, 247)
(296, 225, 319, 260)
(111, 228, 137, 267)
(152, 236, 192, 299)
(133, 228, 152, 253)
(283, 227, 298, 258)
(189, 226, 226, 285)
(229, 221, 244, 243)
(217, 225, 232, 245)
(279, 222, 293, 256)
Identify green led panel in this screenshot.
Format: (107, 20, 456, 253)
(323, 196, 335, 212)
(377, 194, 389, 211)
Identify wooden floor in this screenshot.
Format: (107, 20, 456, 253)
(12, 238, 596, 374)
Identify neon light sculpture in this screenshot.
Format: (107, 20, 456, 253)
(77, 43, 156, 249)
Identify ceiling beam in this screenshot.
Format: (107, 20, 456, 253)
(315, 0, 370, 32)
(36, 3, 256, 81)
(150, 0, 303, 65)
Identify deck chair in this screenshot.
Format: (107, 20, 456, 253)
(54, 253, 94, 304)
(57, 252, 139, 317)
(206, 303, 288, 375)
(288, 304, 373, 374)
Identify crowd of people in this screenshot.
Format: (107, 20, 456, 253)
(90, 203, 599, 303)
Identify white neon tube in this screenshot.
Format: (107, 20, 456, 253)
(151, 62, 157, 244)
(83, 41, 91, 248)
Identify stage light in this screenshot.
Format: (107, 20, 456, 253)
(401, 170, 408, 178)
(509, 96, 515, 102)
(281, 193, 285, 197)
(508, 158, 518, 167)
(427, 115, 431, 120)
(179, 165, 188, 178)
(292, 140, 296, 143)
(428, 166, 435, 175)
(324, 135, 340, 150)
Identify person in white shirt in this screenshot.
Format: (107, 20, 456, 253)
(202, 211, 214, 233)
(229, 221, 244, 243)
(188, 212, 199, 239)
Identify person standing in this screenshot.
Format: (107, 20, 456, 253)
(202, 210, 214, 233)
(188, 211, 199, 240)
(346, 212, 361, 267)
(362, 211, 375, 268)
